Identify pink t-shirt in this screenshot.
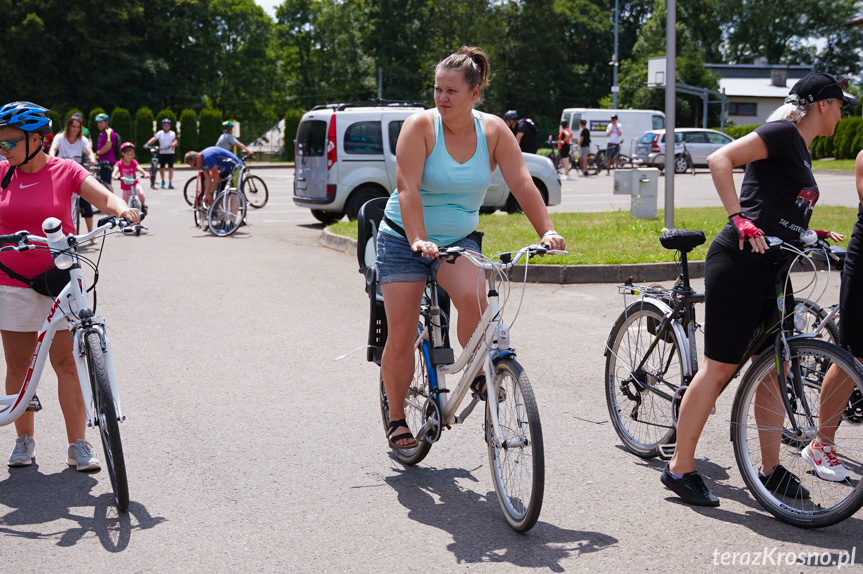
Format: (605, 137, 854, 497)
(0, 157, 88, 286)
(115, 159, 140, 190)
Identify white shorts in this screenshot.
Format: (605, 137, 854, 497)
(0, 285, 62, 332)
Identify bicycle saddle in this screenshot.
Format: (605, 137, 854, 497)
(659, 229, 706, 253)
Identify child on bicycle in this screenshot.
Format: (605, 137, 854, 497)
(112, 142, 148, 214)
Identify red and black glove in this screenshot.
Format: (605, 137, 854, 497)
(812, 229, 830, 239)
(729, 213, 762, 240)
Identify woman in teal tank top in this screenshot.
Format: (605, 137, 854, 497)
(377, 46, 566, 449)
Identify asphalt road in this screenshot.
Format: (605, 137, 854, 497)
(0, 168, 860, 572)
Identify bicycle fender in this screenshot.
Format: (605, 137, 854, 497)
(492, 349, 517, 363)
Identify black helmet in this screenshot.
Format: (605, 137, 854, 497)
(503, 110, 518, 121)
(0, 101, 52, 134)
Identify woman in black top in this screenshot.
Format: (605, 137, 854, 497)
(662, 73, 857, 506)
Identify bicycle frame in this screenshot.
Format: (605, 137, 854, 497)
(0, 251, 123, 428)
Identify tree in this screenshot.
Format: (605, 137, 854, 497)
(47, 110, 61, 135)
(136, 107, 155, 162)
(199, 108, 224, 150)
(111, 108, 134, 146)
(178, 109, 199, 156)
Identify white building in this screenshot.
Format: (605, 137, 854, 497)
(705, 61, 813, 125)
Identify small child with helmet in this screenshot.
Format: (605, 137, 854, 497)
(111, 142, 148, 213)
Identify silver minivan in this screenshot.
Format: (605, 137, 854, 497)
(294, 101, 561, 223)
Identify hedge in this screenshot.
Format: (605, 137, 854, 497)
(199, 108, 223, 151)
(135, 107, 155, 162)
(178, 109, 199, 156)
(110, 107, 133, 147)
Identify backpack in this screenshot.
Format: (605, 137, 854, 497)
(106, 128, 121, 160)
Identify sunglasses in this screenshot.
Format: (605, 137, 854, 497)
(816, 78, 850, 97)
(0, 135, 27, 150)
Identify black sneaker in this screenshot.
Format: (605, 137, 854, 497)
(759, 465, 810, 499)
(661, 464, 720, 507)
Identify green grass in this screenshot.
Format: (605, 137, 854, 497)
(812, 159, 856, 171)
(331, 206, 857, 264)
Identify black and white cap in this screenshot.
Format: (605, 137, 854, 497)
(788, 73, 859, 107)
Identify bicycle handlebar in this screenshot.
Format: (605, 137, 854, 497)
(0, 216, 144, 253)
(413, 245, 567, 270)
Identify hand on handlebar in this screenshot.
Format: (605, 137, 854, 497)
(731, 213, 767, 254)
(540, 230, 566, 251)
(411, 239, 439, 260)
(813, 229, 844, 243)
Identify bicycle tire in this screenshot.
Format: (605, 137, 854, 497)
(793, 299, 840, 345)
(150, 163, 157, 189)
(85, 331, 129, 512)
(183, 176, 197, 206)
(208, 190, 247, 237)
(243, 175, 269, 208)
(731, 338, 863, 528)
(618, 155, 634, 169)
(379, 342, 432, 465)
(74, 196, 81, 234)
(605, 301, 682, 457)
(486, 358, 544, 532)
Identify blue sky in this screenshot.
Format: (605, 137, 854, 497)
(255, 0, 279, 18)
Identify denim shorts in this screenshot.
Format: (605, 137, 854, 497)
(376, 230, 481, 284)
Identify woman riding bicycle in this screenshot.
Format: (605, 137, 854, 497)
(662, 74, 856, 506)
(49, 113, 97, 232)
(377, 47, 565, 449)
(0, 101, 140, 470)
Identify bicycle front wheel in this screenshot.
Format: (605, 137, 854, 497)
(379, 341, 432, 465)
(243, 175, 269, 208)
(150, 163, 157, 189)
(731, 339, 863, 528)
(208, 190, 247, 237)
(85, 332, 129, 512)
(487, 358, 544, 532)
(605, 301, 682, 457)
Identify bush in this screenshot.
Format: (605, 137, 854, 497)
(135, 107, 155, 162)
(47, 109, 61, 135)
(110, 107, 133, 146)
(178, 109, 199, 156)
(840, 117, 863, 159)
(199, 108, 223, 151)
(284, 109, 304, 161)
(724, 124, 759, 140)
(833, 119, 853, 160)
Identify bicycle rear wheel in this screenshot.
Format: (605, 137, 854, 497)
(85, 332, 129, 512)
(379, 341, 432, 465)
(208, 190, 247, 237)
(150, 162, 157, 189)
(183, 176, 197, 206)
(605, 301, 682, 457)
(731, 339, 863, 528)
(243, 175, 269, 208)
(487, 358, 544, 532)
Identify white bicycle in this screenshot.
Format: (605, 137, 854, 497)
(0, 215, 146, 512)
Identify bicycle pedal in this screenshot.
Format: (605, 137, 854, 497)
(657, 443, 676, 460)
(26, 394, 43, 412)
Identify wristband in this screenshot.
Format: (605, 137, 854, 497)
(542, 230, 560, 238)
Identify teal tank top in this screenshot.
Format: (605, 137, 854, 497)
(381, 109, 492, 246)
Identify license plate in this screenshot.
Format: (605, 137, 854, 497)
(296, 180, 307, 190)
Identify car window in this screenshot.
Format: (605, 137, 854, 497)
(662, 132, 684, 144)
(706, 132, 732, 144)
(638, 132, 656, 145)
(388, 121, 403, 155)
(652, 115, 665, 130)
(296, 120, 326, 157)
(683, 132, 709, 143)
(344, 121, 383, 154)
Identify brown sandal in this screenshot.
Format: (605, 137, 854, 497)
(470, 376, 507, 402)
(387, 419, 418, 450)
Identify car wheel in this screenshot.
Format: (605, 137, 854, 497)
(311, 209, 342, 225)
(505, 179, 548, 214)
(345, 186, 387, 221)
(674, 155, 689, 174)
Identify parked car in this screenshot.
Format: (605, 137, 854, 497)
(293, 100, 561, 223)
(560, 108, 666, 157)
(634, 128, 735, 173)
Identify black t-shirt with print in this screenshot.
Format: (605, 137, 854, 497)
(843, 204, 863, 276)
(714, 120, 819, 253)
(579, 128, 591, 148)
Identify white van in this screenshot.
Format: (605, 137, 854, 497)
(560, 108, 665, 156)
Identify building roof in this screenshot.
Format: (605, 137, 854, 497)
(718, 78, 791, 98)
(706, 63, 812, 79)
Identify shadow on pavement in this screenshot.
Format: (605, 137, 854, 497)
(0, 465, 166, 551)
(385, 465, 617, 571)
(637, 456, 863, 551)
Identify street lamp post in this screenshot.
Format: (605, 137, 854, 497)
(612, 0, 619, 108)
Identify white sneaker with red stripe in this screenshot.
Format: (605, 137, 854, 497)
(801, 441, 850, 482)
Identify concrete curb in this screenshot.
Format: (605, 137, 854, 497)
(319, 229, 705, 284)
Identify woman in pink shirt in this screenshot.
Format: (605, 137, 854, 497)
(0, 101, 140, 471)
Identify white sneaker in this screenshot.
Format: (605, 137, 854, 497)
(8, 434, 35, 466)
(561, 174, 570, 180)
(67, 439, 101, 471)
(801, 441, 850, 482)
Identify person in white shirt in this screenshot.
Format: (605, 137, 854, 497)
(145, 118, 178, 189)
(605, 115, 622, 170)
(49, 113, 98, 231)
